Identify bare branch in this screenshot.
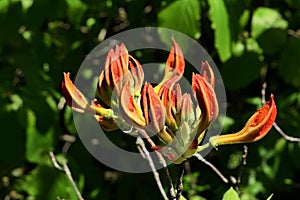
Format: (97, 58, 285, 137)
(136, 137, 169, 200)
(193, 153, 228, 184)
(49, 151, 63, 171)
(176, 163, 185, 200)
(62, 161, 84, 200)
(261, 82, 300, 142)
(234, 145, 248, 195)
(273, 122, 300, 142)
(137, 129, 176, 199)
(49, 151, 84, 200)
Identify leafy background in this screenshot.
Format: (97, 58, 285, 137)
(1, 0, 300, 199)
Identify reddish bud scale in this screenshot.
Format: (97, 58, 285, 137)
(210, 95, 277, 146)
(142, 83, 166, 133)
(192, 73, 219, 135)
(154, 38, 185, 93)
(128, 55, 144, 95)
(158, 78, 181, 131)
(119, 83, 146, 127)
(62, 72, 89, 112)
(200, 61, 215, 88)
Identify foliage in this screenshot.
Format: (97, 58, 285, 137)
(1, 0, 300, 199)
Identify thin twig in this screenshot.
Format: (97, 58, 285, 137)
(176, 163, 185, 200)
(49, 151, 84, 200)
(138, 129, 176, 199)
(193, 153, 229, 184)
(234, 145, 248, 195)
(136, 137, 169, 200)
(49, 151, 63, 170)
(261, 82, 300, 142)
(62, 161, 84, 200)
(273, 122, 300, 142)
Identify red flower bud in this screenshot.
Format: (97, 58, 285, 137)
(210, 94, 277, 146)
(192, 73, 219, 137)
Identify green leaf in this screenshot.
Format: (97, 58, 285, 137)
(25, 109, 55, 164)
(158, 0, 200, 48)
(257, 28, 287, 55)
(251, 7, 288, 38)
(222, 187, 240, 200)
(20, 0, 34, 12)
(278, 37, 300, 88)
(221, 51, 262, 90)
(65, 0, 87, 24)
(208, 0, 232, 62)
(227, 151, 242, 170)
(15, 165, 80, 200)
(0, 0, 9, 14)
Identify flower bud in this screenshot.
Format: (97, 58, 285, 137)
(192, 73, 219, 136)
(210, 94, 277, 146)
(200, 61, 215, 88)
(141, 83, 166, 134)
(155, 38, 185, 93)
(119, 83, 146, 128)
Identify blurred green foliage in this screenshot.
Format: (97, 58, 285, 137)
(1, 0, 300, 199)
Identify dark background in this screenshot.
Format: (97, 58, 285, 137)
(1, 0, 300, 199)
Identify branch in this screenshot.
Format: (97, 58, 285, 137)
(49, 151, 84, 200)
(138, 129, 176, 199)
(136, 137, 169, 200)
(232, 145, 248, 196)
(176, 163, 185, 200)
(261, 82, 300, 142)
(193, 153, 228, 184)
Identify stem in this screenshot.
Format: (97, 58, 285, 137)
(137, 129, 176, 199)
(136, 137, 168, 200)
(176, 163, 185, 200)
(49, 152, 84, 200)
(194, 153, 228, 184)
(261, 82, 300, 142)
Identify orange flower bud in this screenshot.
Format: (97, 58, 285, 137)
(141, 83, 166, 134)
(158, 80, 181, 131)
(62, 72, 115, 131)
(210, 94, 277, 146)
(200, 61, 215, 88)
(155, 38, 185, 93)
(128, 55, 144, 96)
(192, 73, 219, 136)
(119, 83, 146, 128)
(62, 72, 89, 112)
(98, 44, 144, 106)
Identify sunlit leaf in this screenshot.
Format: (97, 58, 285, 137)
(0, 0, 9, 14)
(158, 0, 200, 49)
(65, 0, 87, 23)
(25, 109, 55, 164)
(222, 187, 240, 200)
(208, 0, 232, 62)
(251, 7, 288, 38)
(15, 165, 79, 199)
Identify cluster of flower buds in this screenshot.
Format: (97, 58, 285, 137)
(62, 38, 277, 164)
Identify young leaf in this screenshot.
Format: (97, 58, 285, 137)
(222, 187, 240, 200)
